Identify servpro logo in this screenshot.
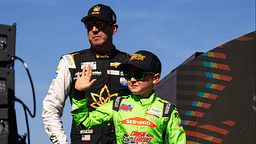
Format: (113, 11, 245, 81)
(119, 117, 158, 128)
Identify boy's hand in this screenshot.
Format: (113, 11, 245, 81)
(75, 65, 97, 91)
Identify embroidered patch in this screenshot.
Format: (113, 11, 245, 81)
(80, 129, 93, 134)
(110, 62, 121, 68)
(147, 107, 162, 115)
(92, 71, 102, 75)
(120, 77, 128, 86)
(81, 62, 97, 70)
(63, 54, 76, 68)
(146, 112, 160, 118)
(107, 70, 120, 75)
(129, 54, 146, 62)
(122, 131, 153, 143)
(53, 67, 59, 79)
(81, 135, 91, 141)
(119, 104, 133, 112)
(119, 117, 158, 128)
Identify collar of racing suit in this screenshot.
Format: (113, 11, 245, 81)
(129, 92, 157, 106)
(90, 45, 119, 59)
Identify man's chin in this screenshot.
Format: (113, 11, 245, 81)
(89, 39, 102, 45)
(91, 42, 103, 47)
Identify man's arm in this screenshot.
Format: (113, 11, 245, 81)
(166, 106, 187, 144)
(42, 57, 72, 144)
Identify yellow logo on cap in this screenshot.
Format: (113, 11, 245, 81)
(92, 6, 100, 14)
(129, 54, 146, 62)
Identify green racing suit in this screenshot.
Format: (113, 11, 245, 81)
(71, 91, 186, 144)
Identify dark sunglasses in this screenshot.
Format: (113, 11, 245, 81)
(85, 21, 107, 30)
(123, 71, 156, 81)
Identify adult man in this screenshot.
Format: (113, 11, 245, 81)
(42, 4, 131, 144)
(71, 50, 186, 144)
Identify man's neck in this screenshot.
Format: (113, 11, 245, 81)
(91, 44, 114, 54)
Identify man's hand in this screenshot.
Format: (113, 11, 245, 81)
(75, 65, 97, 91)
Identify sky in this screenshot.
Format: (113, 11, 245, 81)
(0, 0, 255, 143)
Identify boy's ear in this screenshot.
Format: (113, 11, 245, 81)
(152, 73, 161, 84)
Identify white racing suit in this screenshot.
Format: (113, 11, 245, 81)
(42, 46, 131, 144)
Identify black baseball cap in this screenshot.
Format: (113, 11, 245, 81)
(117, 50, 162, 74)
(81, 4, 116, 24)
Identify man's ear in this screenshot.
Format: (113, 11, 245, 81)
(112, 24, 118, 35)
(152, 73, 161, 84)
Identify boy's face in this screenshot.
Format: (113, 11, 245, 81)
(127, 66, 160, 98)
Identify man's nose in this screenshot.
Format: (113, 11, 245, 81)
(92, 26, 99, 32)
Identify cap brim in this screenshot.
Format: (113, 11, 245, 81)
(117, 63, 129, 71)
(81, 15, 107, 23)
(117, 63, 152, 72)
(81, 16, 92, 22)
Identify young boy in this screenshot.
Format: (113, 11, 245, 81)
(71, 50, 186, 144)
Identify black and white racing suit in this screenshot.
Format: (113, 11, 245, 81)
(42, 46, 131, 144)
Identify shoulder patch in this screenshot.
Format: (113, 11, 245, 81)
(62, 54, 76, 69)
(163, 103, 174, 117)
(113, 96, 124, 111)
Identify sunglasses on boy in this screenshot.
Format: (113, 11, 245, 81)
(123, 71, 156, 81)
(85, 21, 107, 31)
